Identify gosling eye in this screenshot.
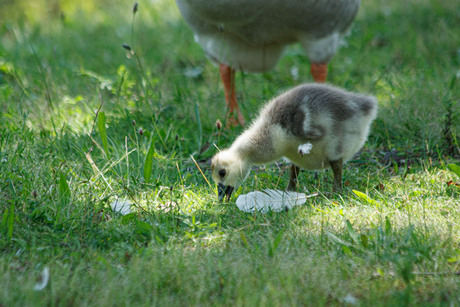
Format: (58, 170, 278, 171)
(218, 169, 226, 178)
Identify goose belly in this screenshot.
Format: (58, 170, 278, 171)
(284, 141, 331, 170)
(176, 0, 361, 71)
(282, 132, 368, 171)
(195, 33, 284, 72)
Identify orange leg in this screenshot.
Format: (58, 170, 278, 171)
(219, 64, 245, 126)
(310, 63, 328, 83)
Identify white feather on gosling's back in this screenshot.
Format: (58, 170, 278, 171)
(211, 83, 378, 194)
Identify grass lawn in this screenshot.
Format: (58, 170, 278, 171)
(1, 0, 459, 305)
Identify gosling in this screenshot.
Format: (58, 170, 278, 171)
(211, 83, 378, 201)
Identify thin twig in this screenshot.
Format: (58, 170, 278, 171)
(190, 155, 212, 189)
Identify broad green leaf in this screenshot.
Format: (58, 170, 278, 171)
(346, 219, 359, 244)
(312, 205, 330, 214)
(59, 172, 71, 206)
(327, 231, 351, 247)
(136, 220, 154, 237)
(273, 229, 284, 250)
(97, 112, 110, 159)
(449, 74, 457, 90)
(121, 213, 138, 224)
(409, 190, 422, 198)
(447, 164, 460, 178)
(194, 102, 202, 151)
(393, 162, 399, 174)
(447, 257, 460, 263)
(7, 203, 14, 239)
(352, 190, 380, 207)
(143, 138, 155, 182)
(3, 203, 15, 240)
(447, 250, 460, 263)
(240, 232, 249, 248)
(385, 216, 392, 236)
(360, 234, 369, 249)
(155, 235, 165, 245)
(1, 207, 8, 228)
(342, 245, 352, 255)
(269, 229, 284, 257)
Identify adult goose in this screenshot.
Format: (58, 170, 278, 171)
(175, 0, 361, 125)
(211, 83, 377, 201)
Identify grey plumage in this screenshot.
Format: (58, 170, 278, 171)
(175, 0, 361, 71)
(211, 83, 378, 200)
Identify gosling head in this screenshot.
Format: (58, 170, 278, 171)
(211, 149, 251, 201)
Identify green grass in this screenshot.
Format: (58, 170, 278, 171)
(1, 0, 459, 305)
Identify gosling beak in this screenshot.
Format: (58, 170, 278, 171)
(218, 183, 234, 202)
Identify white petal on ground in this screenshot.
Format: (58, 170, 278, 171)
(343, 293, 359, 305)
(298, 142, 313, 156)
(236, 189, 317, 213)
(183, 67, 203, 78)
(34, 267, 50, 291)
(110, 199, 132, 215)
(290, 66, 299, 81)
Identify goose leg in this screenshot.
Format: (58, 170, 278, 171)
(310, 63, 328, 83)
(219, 64, 245, 126)
(287, 164, 300, 191)
(330, 158, 343, 192)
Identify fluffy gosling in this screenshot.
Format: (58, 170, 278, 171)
(211, 83, 378, 201)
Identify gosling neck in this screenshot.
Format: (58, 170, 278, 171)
(231, 122, 279, 165)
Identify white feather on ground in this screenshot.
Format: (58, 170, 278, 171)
(236, 189, 317, 213)
(34, 267, 50, 291)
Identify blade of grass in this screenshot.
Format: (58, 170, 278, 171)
(352, 190, 380, 207)
(447, 164, 460, 178)
(195, 102, 202, 152)
(144, 138, 155, 182)
(269, 229, 284, 257)
(2, 203, 15, 240)
(59, 172, 71, 206)
(346, 219, 359, 244)
(97, 112, 110, 159)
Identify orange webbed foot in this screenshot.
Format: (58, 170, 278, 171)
(310, 63, 328, 83)
(220, 63, 245, 127)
